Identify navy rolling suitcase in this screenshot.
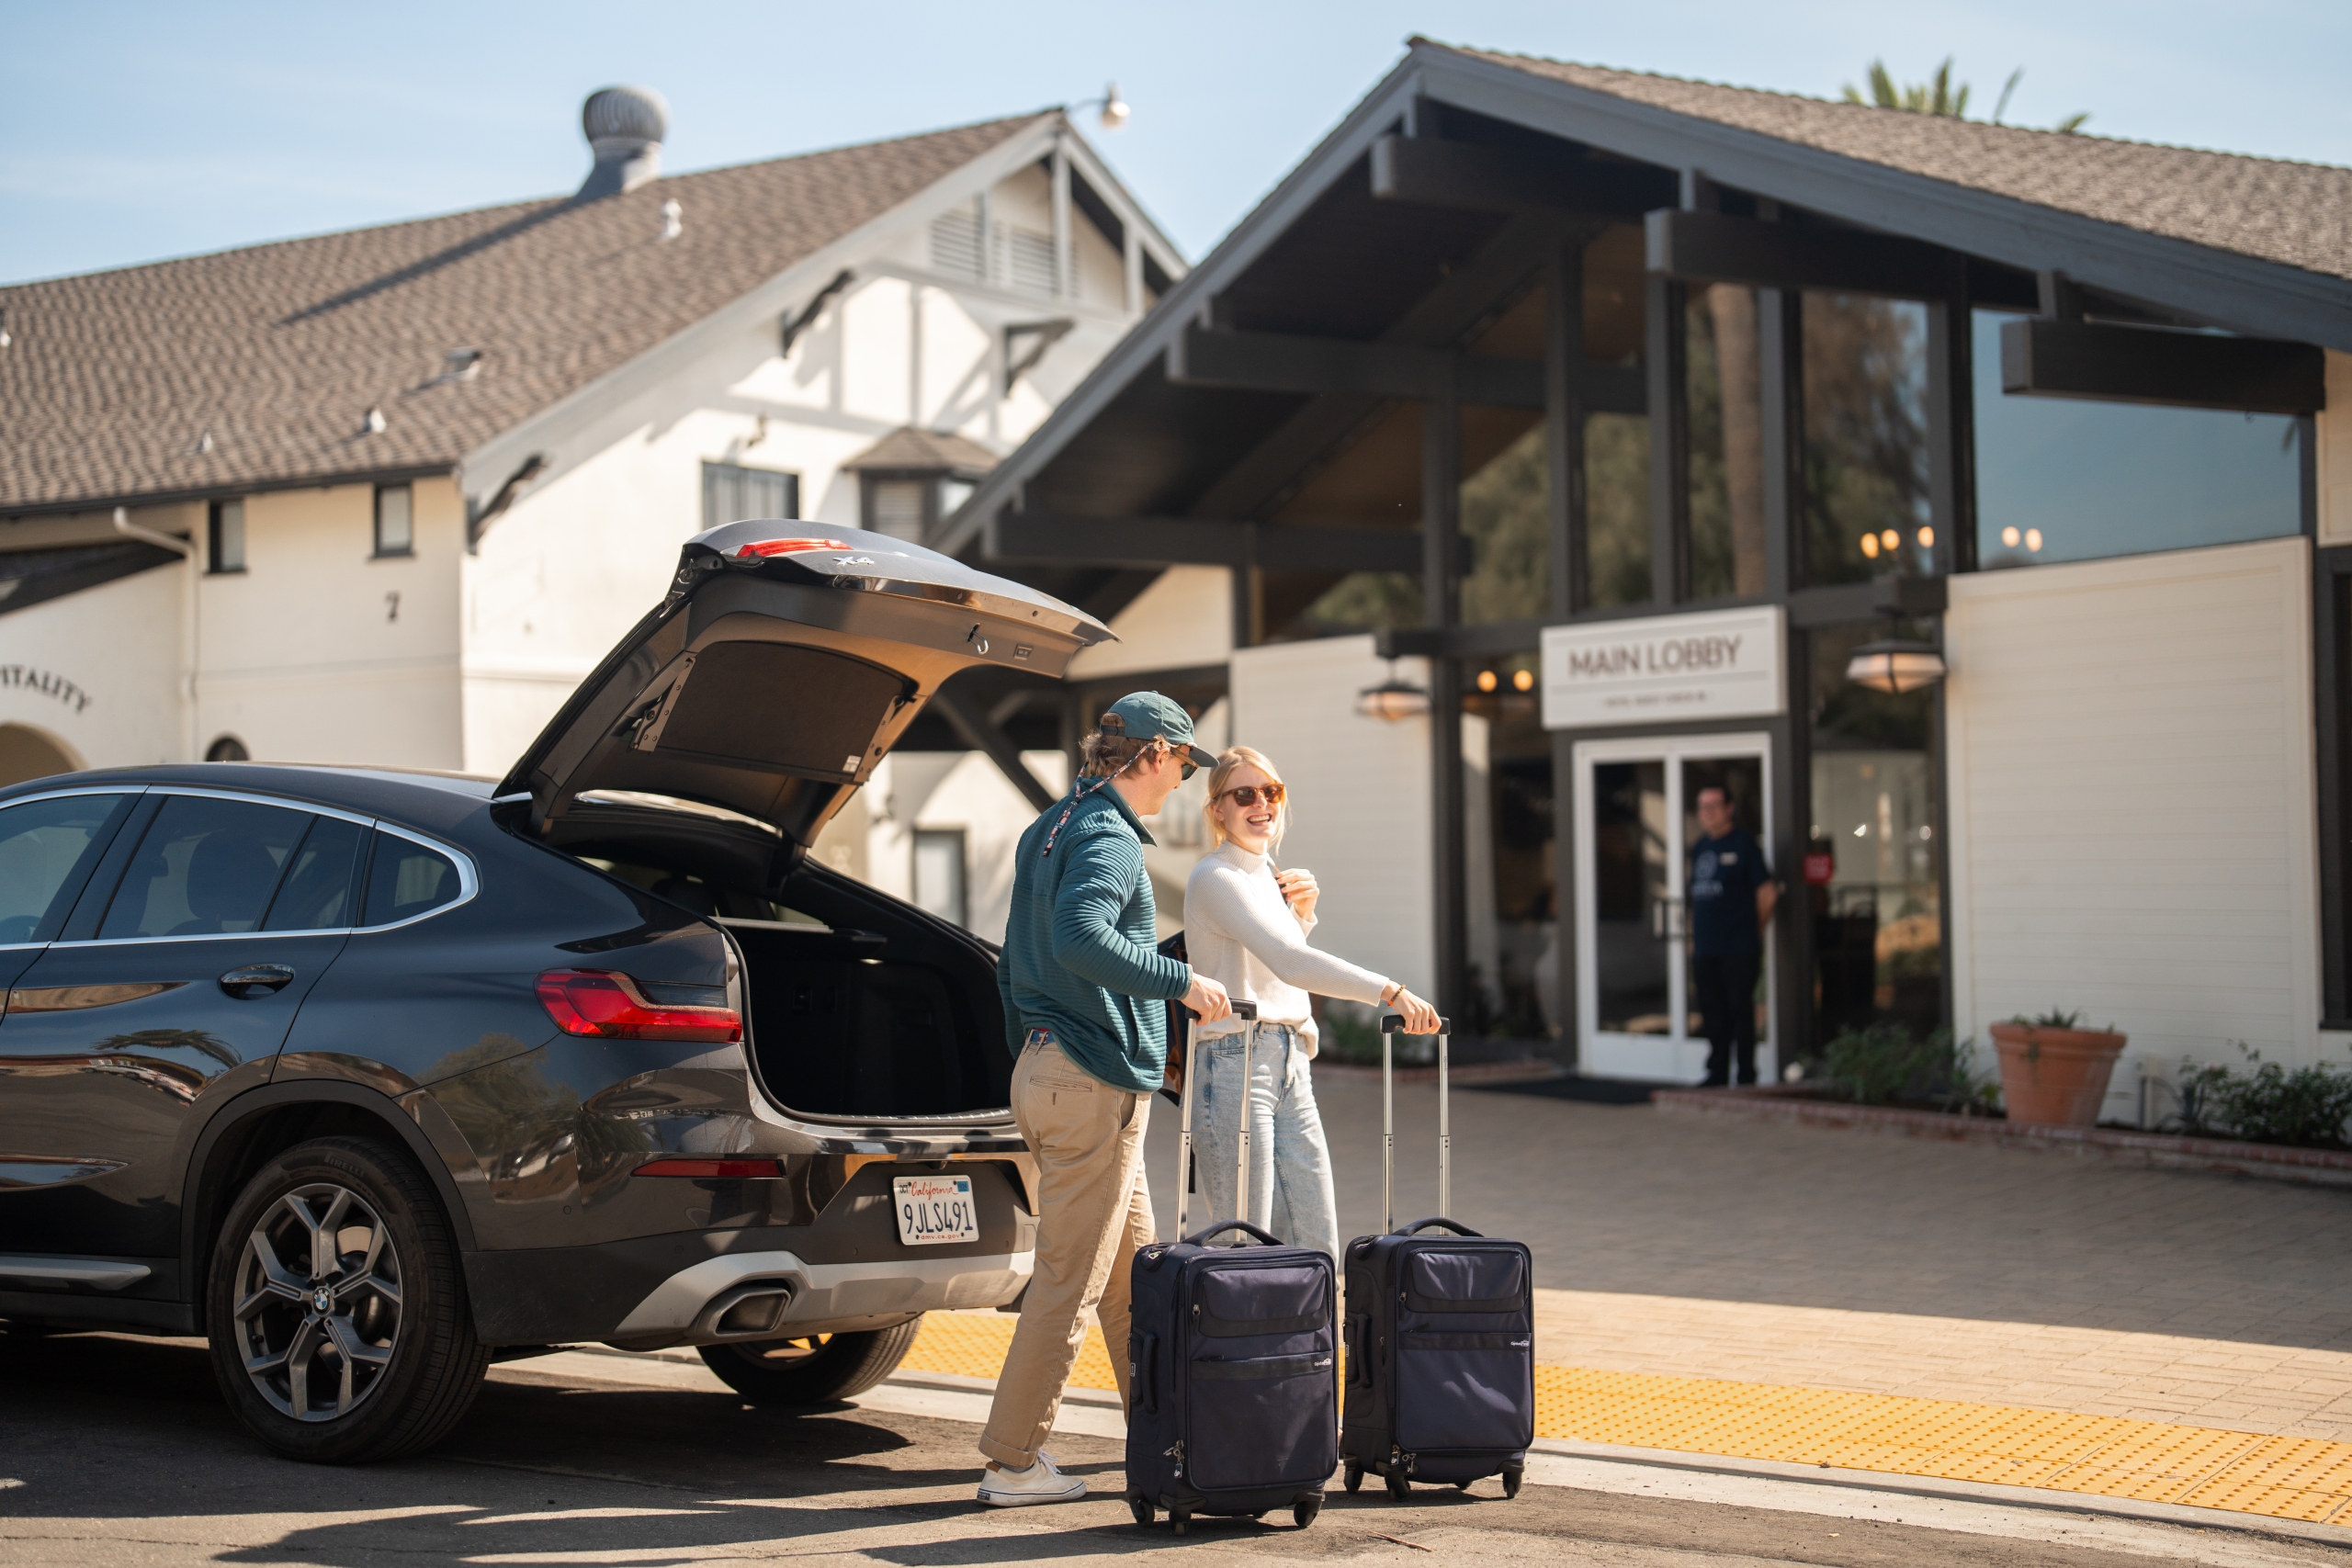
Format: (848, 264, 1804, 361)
(1340, 1014, 1533, 1499)
(1125, 1005, 1336, 1534)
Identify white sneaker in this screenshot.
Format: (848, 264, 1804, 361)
(977, 1454, 1087, 1506)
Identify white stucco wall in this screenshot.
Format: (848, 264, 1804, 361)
(1228, 636, 1435, 1001)
(1943, 536, 2321, 1118)
(0, 551, 183, 772)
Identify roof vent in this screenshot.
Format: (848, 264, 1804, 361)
(579, 85, 669, 199)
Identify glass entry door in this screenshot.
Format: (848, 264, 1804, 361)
(1572, 734, 1774, 1083)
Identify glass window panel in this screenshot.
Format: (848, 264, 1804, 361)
(1585, 412, 1651, 608)
(102, 795, 309, 939)
(373, 485, 413, 556)
(362, 834, 464, 927)
(1972, 310, 2301, 569)
(1581, 225, 1645, 367)
(701, 462, 801, 530)
(263, 816, 367, 931)
(0, 794, 130, 944)
(1592, 761, 1669, 1034)
(870, 479, 929, 541)
(1804, 294, 1934, 583)
(1686, 284, 1767, 600)
(1462, 691, 1556, 1042)
(209, 500, 245, 573)
(1459, 413, 1547, 625)
(1806, 624, 1941, 1046)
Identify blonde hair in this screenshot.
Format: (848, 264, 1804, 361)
(1203, 745, 1288, 850)
(1079, 718, 1169, 778)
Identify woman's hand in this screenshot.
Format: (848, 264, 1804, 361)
(1383, 985, 1441, 1037)
(1274, 867, 1319, 924)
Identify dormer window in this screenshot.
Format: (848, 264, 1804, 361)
(842, 428, 999, 546)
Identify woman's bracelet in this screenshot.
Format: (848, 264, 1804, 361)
(1379, 982, 1402, 1006)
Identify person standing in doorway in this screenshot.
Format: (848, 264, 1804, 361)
(1689, 784, 1777, 1087)
(976, 693, 1230, 1507)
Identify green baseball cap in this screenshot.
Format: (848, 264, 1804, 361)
(1102, 692, 1217, 771)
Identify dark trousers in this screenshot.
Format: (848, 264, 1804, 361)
(1693, 952, 1761, 1087)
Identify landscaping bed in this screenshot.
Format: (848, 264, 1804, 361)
(1654, 1082, 2352, 1188)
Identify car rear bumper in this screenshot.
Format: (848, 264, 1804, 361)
(603, 1246, 1035, 1350)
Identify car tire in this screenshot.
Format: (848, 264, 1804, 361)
(696, 1318, 922, 1405)
(206, 1135, 489, 1463)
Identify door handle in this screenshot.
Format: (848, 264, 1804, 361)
(220, 964, 295, 999)
(1649, 898, 1685, 941)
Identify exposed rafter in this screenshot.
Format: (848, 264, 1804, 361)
(984, 513, 1425, 574)
(2000, 319, 2325, 415)
(1370, 133, 1676, 219)
(1645, 209, 1958, 299)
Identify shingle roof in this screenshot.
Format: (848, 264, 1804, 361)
(1447, 45, 2352, 287)
(0, 114, 1047, 514)
(842, 426, 1001, 474)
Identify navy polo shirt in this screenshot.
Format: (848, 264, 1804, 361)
(1689, 829, 1770, 957)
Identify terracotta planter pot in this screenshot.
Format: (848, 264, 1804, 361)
(1989, 1023, 2128, 1126)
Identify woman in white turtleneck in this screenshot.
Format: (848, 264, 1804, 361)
(1182, 746, 1440, 1260)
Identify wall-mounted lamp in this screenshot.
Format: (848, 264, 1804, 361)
(1356, 660, 1430, 721)
(1073, 82, 1130, 131)
(1844, 637, 1948, 694)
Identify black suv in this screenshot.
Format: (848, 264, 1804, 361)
(0, 523, 1107, 1461)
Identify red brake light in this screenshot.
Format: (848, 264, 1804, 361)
(733, 537, 852, 559)
(535, 968, 742, 1043)
(631, 1157, 783, 1179)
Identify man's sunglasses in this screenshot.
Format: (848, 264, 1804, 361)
(1216, 783, 1285, 807)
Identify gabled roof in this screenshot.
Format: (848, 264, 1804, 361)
(0, 115, 1051, 515)
(842, 426, 1001, 475)
(1454, 46, 2352, 288)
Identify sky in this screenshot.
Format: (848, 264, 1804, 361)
(4, 0, 2347, 286)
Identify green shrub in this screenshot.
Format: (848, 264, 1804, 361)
(1822, 1023, 1995, 1112)
(1319, 1002, 1384, 1066)
(2174, 1044, 2352, 1148)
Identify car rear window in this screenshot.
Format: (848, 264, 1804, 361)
(362, 832, 465, 927)
(101, 795, 312, 939)
(263, 816, 368, 931)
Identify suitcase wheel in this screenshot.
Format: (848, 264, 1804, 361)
(1170, 1508, 1190, 1536)
(1385, 1471, 1411, 1500)
(1128, 1495, 1154, 1528)
(1343, 1461, 1363, 1495)
(1293, 1495, 1322, 1529)
(1503, 1464, 1524, 1500)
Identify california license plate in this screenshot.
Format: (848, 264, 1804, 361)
(893, 1174, 978, 1246)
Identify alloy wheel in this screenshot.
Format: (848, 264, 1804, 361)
(232, 1181, 402, 1421)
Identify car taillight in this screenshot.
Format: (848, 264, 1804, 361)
(631, 1157, 783, 1179)
(733, 537, 851, 558)
(535, 968, 742, 1043)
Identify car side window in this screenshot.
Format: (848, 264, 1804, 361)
(0, 794, 134, 945)
(99, 795, 312, 940)
(262, 815, 368, 932)
(361, 832, 465, 927)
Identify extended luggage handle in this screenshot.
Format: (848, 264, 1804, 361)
(1182, 1220, 1284, 1249)
(1378, 1012, 1452, 1235)
(1173, 1000, 1258, 1244)
(1393, 1216, 1484, 1238)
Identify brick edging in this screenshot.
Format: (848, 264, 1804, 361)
(1652, 1086, 2352, 1187)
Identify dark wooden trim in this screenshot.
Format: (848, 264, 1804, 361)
(1647, 274, 1684, 605)
(1787, 575, 1947, 628)
(1424, 390, 1470, 1025)
(1369, 133, 1677, 220)
(1544, 240, 1583, 615)
(1932, 280, 1979, 573)
(1759, 288, 1798, 599)
(1998, 318, 2325, 415)
(1375, 617, 1547, 660)
(1166, 323, 1549, 408)
(1646, 209, 1960, 300)
(925, 687, 1059, 812)
(982, 513, 1423, 574)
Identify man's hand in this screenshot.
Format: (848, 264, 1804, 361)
(1185, 974, 1232, 1023)
(1274, 867, 1319, 924)
(1384, 986, 1441, 1036)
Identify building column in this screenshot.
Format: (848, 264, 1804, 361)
(1424, 384, 1467, 1029)
(1544, 240, 1584, 1063)
(1050, 141, 1074, 301)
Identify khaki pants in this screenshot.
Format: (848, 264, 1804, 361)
(978, 1032, 1155, 1469)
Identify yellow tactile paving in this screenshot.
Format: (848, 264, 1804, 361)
(899, 1313, 2352, 1524)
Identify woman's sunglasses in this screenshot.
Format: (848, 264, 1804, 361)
(1216, 783, 1285, 808)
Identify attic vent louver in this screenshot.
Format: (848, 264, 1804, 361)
(578, 85, 669, 199)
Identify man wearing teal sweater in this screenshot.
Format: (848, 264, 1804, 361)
(977, 693, 1230, 1506)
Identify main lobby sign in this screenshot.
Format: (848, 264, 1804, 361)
(1541, 606, 1784, 729)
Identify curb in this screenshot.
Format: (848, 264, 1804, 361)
(1312, 1059, 1568, 1086)
(1654, 1085, 2352, 1187)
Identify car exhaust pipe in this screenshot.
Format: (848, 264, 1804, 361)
(696, 1282, 795, 1341)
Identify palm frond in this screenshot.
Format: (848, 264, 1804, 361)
(2053, 110, 2091, 134)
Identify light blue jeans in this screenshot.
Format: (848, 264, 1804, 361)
(1191, 1023, 1340, 1263)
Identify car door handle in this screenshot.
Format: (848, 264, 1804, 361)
(220, 964, 296, 999)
